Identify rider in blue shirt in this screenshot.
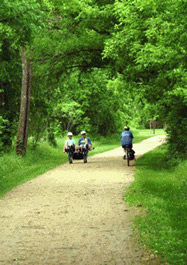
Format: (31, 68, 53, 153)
(78, 131, 92, 151)
(120, 126, 133, 159)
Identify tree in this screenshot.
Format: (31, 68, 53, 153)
(0, 0, 48, 154)
(30, 0, 119, 137)
(16, 47, 32, 156)
(104, 0, 187, 156)
(1, 0, 186, 158)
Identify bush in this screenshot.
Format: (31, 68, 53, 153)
(0, 116, 12, 153)
(166, 96, 187, 159)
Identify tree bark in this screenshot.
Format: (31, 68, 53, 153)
(152, 120, 156, 134)
(16, 47, 32, 156)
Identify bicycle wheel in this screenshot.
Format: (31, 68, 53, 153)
(127, 148, 130, 166)
(68, 152, 73, 164)
(83, 149, 88, 163)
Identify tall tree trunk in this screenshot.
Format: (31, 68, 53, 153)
(16, 47, 32, 156)
(152, 120, 156, 134)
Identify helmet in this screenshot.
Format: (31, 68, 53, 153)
(67, 132, 73, 136)
(124, 126, 130, 130)
(81, 131, 86, 135)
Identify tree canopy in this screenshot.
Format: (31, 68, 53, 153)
(0, 0, 186, 157)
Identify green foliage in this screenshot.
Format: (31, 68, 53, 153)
(104, 0, 186, 155)
(0, 116, 12, 152)
(47, 129, 57, 147)
(29, 0, 119, 138)
(0, 0, 185, 157)
(0, 0, 48, 150)
(126, 145, 187, 265)
(166, 96, 187, 159)
(0, 116, 7, 151)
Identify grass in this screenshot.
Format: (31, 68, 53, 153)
(132, 129, 166, 144)
(0, 129, 165, 198)
(125, 145, 187, 265)
(0, 141, 67, 198)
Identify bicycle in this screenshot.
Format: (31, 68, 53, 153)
(126, 147, 131, 166)
(124, 146, 135, 167)
(66, 145, 94, 164)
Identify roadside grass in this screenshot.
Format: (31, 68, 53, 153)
(125, 145, 187, 265)
(132, 129, 166, 144)
(0, 129, 165, 198)
(0, 141, 67, 198)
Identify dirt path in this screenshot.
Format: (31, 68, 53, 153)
(0, 136, 166, 265)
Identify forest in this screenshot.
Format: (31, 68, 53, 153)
(0, 1, 186, 264)
(0, 0, 186, 156)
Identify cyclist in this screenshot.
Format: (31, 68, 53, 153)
(78, 131, 92, 152)
(63, 132, 76, 153)
(120, 126, 133, 159)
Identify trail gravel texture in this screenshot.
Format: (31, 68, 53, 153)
(0, 136, 166, 265)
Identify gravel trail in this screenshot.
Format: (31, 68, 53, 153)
(0, 136, 166, 265)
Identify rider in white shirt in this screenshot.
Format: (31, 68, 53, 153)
(63, 132, 75, 153)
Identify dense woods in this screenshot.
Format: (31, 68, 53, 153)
(0, 0, 186, 157)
